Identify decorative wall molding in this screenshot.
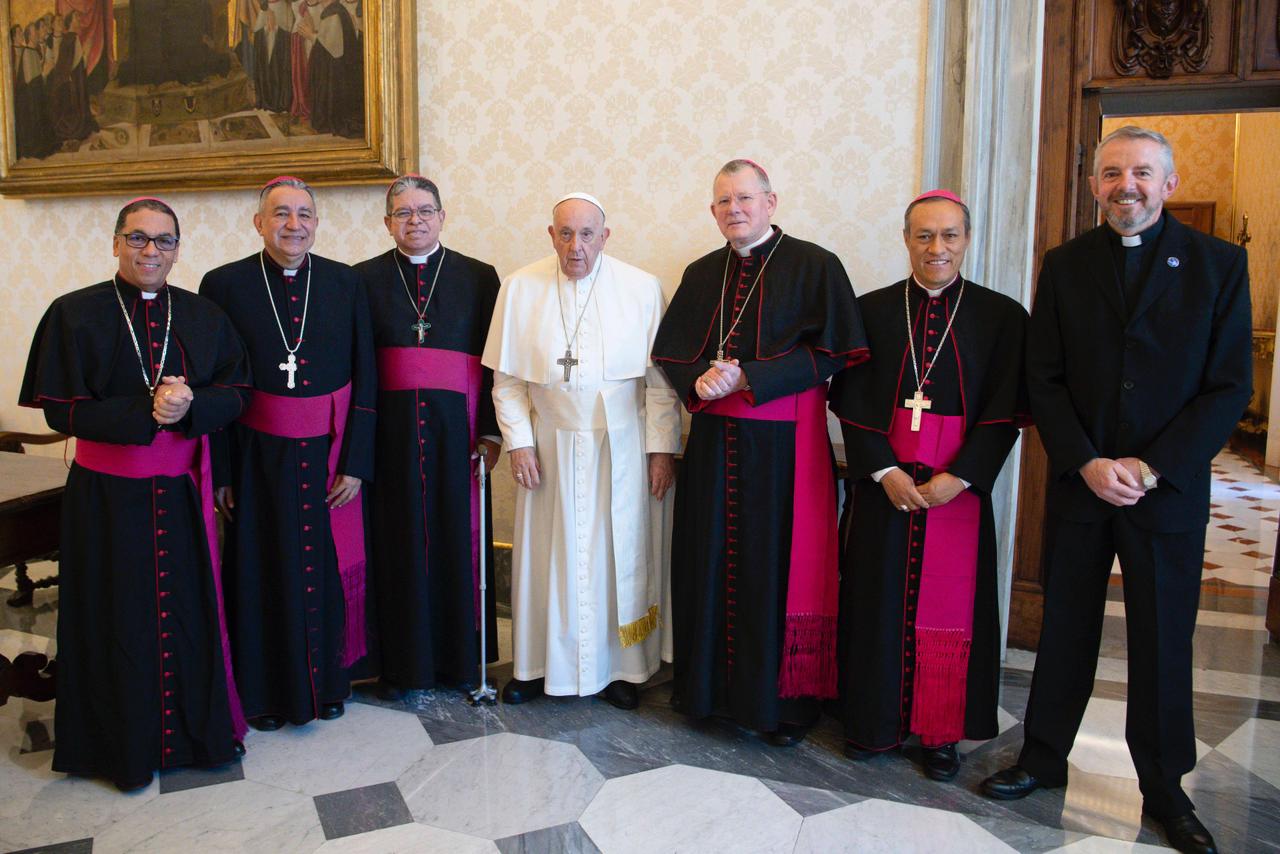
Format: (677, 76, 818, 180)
(1113, 0, 1213, 79)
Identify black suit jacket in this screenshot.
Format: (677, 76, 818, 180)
(1027, 214, 1252, 532)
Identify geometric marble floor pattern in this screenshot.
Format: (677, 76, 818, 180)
(2, 450, 1279, 853)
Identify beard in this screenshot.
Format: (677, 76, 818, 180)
(1102, 194, 1160, 233)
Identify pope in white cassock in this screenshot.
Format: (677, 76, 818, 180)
(482, 193, 682, 710)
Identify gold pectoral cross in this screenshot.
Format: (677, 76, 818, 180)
(904, 389, 931, 432)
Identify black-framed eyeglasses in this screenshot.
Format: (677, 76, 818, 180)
(117, 231, 179, 251)
(389, 206, 440, 222)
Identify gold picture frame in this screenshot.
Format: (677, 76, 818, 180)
(0, 0, 416, 197)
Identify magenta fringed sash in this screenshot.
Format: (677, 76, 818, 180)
(701, 384, 839, 698)
(76, 432, 249, 740)
(376, 347, 484, 626)
(239, 383, 367, 666)
(887, 407, 980, 744)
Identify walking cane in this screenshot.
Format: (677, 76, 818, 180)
(469, 450, 497, 705)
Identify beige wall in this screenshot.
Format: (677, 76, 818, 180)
(0, 0, 928, 434)
(1237, 112, 1280, 332)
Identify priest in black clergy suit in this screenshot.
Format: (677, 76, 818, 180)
(981, 127, 1251, 854)
(829, 190, 1029, 782)
(200, 176, 376, 731)
(20, 198, 252, 791)
(353, 175, 501, 700)
(651, 159, 868, 746)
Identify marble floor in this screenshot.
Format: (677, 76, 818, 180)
(1, 450, 1277, 853)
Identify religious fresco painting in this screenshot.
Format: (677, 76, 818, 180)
(0, 0, 417, 195)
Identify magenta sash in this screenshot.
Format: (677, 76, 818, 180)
(887, 407, 979, 744)
(239, 383, 367, 666)
(75, 432, 248, 741)
(376, 347, 484, 626)
(701, 384, 839, 698)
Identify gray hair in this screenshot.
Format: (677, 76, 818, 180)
(258, 176, 317, 214)
(1093, 126, 1176, 178)
(385, 175, 442, 215)
(715, 158, 772, 194)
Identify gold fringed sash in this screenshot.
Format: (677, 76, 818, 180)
(618, 604, 660, 648)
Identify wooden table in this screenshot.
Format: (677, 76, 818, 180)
(0, 452, 67, 607)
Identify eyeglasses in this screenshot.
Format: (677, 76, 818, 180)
(712, 192, 770, 211)
(389, 206, 440, 222)
(117, 231, 179, 251)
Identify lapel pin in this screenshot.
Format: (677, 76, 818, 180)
(1167, 257, 1180, 268)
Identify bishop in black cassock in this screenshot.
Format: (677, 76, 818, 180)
(354, 176, 501, 698)
(830, 191, 1028, 781)
(652, 160, 867, 745)
(200, 178, 376, 730)
(20, 199, 251, 790)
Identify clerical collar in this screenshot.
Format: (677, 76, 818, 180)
(735, 226, 778, 258)
(116, 278, 166, 300)
(398, 243, 440, 265)
(263, 251, 307, 277)
(140, 289, 160, 300)
(910, 273, 960, 298)
(1112, 213, 1164, 249)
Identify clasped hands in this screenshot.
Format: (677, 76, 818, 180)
(1079, 457, 1153, 507)
(152, 375, 192, 425)
(694, 359, 748, 401)
(881, 468, 965, 512)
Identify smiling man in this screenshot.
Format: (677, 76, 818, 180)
(651, 159, 867, 747)
(353, 175, 502, 700)
(980, 127, 1252, 854)
(828, 190, 1029, 781)
(199, 176, 376, 731)
(20, 197, 252, 790)
(482, 192, 681, 710)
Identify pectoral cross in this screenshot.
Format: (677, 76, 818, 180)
(711, 348, 725, 366)
(279, 352, 298, 389)
(411, 318, 431, 344)
(556, 349, 579, 382)
(904, 389, 931, 432)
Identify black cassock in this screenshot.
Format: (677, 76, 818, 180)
(20, 281, 251, 784)
(353, 247, 500, 689)
(200, 253, 376, 724)
(307, 3, 363, 138)
(829, 277, 1027, 749)
(652, 226, 867, 732)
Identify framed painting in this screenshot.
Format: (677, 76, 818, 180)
(0, 0, 416, 196)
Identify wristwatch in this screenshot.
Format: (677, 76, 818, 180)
(1138, 459, 1158, 491)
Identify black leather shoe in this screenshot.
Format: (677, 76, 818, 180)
(319, 702, 345, 720)
(233, 741, 246, 758)
(249, 714, 285, 732)
(981, 765, 1056, 800)
(764, 722, 809, 747)
(502, 677, 544, 705)
(1150, 811, 1218, 854)
(843, 742, 877, 761)
(114, 772, 153, 792)
(374, 680, 404, 702)
(600, 680, 639, 710)
(922, 743, 960, 781)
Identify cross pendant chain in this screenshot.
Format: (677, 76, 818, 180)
(279, 352, 299, 389)
(556, 348, 579, 382)
(711, 348, 726, 366)
(904, 389, 931, 432)
(411, 318, 431, 344)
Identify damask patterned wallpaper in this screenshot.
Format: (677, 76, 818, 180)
(0, 1, 927, 434)
(1236, 112, 1280, 333)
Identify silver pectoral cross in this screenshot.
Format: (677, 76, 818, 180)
(279, 352, 298, 389)
(556, 348, 579, 382)
(411, 318, 431, 344)
(711, 348, 725, 366)
(904, 389, 931, 432)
